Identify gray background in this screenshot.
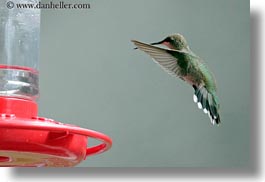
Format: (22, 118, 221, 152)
(39, 0, 250, 167)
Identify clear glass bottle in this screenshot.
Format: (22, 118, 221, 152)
(0, 0, 40, 101)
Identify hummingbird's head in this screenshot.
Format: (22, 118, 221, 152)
(151, 34, 189, 51)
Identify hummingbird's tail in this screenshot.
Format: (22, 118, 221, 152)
(192, 85, 221, 125)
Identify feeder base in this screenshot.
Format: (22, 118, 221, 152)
(0, 116, 112, 167)
(0, 151, 79, 167)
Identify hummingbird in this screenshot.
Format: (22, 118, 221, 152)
(131, 34, 220, 125)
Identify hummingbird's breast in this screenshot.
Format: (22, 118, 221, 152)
(179, 55, 204, 86)
(183, 75, 197, 85)
(182, 73, 203, 87)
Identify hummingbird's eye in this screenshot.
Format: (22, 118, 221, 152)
(164, 37, 171, 43)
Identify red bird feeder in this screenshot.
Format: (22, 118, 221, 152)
(0, 0, 112, 167)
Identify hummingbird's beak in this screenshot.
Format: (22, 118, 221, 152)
(133, 39, 164, 50)
(150, 40, 164, 46)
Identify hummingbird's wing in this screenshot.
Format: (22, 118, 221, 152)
(132, 40, 184, 77)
